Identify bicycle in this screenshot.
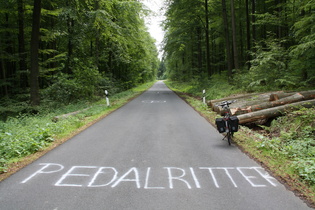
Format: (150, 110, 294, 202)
(215, 100, 239, 145)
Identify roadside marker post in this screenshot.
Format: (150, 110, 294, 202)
(105, 90, 110, 107)
(203, 89, 206, 104)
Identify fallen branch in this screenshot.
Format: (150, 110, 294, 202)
(52, 107, 92, 122)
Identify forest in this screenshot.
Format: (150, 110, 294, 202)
(1, 0, 315, 201)
(162, 0, 315, 92)
(2, 0, 315, 109)
(0, 0, 159, 108)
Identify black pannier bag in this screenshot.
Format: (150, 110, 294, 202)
(215, 118, 226, 133)
(229, 116, 239, 132)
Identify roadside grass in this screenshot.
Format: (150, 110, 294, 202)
(0, 81, 155, 180)
(165, 80, 315, 207)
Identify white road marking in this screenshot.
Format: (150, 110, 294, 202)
(21, 163, 278, 189)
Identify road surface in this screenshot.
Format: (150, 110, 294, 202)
(0, 81, 311, 209)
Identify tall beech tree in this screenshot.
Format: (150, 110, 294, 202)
(30, 0, 41, 106)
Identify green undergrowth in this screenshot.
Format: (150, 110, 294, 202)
(165, 80, 315, 206)
(0, 81, 155, 174)
(165, 74, 243, 101)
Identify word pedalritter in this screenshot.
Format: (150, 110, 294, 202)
(21, 163, 278, 189)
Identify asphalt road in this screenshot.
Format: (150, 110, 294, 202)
(0, 81, 311, 209)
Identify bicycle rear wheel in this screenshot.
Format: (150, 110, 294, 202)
(227, 132, 232, 145)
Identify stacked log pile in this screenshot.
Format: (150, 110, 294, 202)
(208, 90, 315, 125)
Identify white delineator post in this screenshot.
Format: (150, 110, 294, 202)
(203, 89, 206, 104)
(105, 90, 110, 107)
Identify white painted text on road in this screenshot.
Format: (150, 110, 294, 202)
(21, 163, 278, 189)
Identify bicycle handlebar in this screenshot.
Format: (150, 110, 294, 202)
(215, 100, 236, 107)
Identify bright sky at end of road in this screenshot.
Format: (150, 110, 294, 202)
(141, 0, 166, 59)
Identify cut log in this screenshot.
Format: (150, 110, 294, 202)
(269, 92, 295, 101)
(237, 99, 315, 124)
(300, 90, 315, 100)
(269, 90, 315, 101)
(213, 91, 283, 115)
(208, 92, 258, 108)
(231, 93, 305, 115)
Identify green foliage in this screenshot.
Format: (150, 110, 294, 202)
(257, 107, 315, 184)
(0, 0, 158, 104)
(166, 72, 240, 100)
(205, 73, 239, 100)
(0, 115, 57, 172)
(246, 39, 291, 90)
(0, 81, 155, 173)
(289, 9, 315, 86)
(42, 75, 83, 103)
(162, 0, 315, 92)
(292, 158, 315, 185)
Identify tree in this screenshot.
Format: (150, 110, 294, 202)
(18, 0, 28, 89)
(230, 0, 239, 70)
(245, 0, 251, 69)
(205, 0, 211, 76)
(30, 0, 42, 106)
(221, 0, 232, 78)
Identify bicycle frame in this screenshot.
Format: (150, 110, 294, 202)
(215, 100, 236, 145)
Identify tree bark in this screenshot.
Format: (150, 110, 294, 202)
(270, 90, 315, 101)
(245, 0, 251, 69)
(197, 26, 203, 73)
(205, 0, 211, 77)
(231, 93, 305, 115)
(95, 0, 100, 70)
(18, 0, 28, 89)
(208, 92, 259, 108)
(213, 92, 283, 115)
(221, 0, 233, 79)
(230, 0, 239, 70)
(1, 57, 8, 97)
(251, 0, 256, 43)
(237, 99, 315, 124)
(30, 0, 42, 106)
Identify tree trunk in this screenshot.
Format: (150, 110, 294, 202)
(1, 57, 8, 97)
(95, 0, 100, 70)
(66, 0, 73, 74)
(237, 99, 315, 124)
(3, 13, 15, 96)
(205, 0, 211, 77)
(251, 0, 256, 43)
(270, 90, 315, 101)
(221, 0, 233, 80)
(30, 0, 42, 106)
(231, 93, 305, 115)
(245, 0, 251, 69)
(67, 18, 74, 74)
(212, 92, 284, 114)
(208, 92, 259, 107)
(230, 0, 239, 70)
(18, 0, 28, 89)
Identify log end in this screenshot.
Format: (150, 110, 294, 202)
(269, 94, 279, 101)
